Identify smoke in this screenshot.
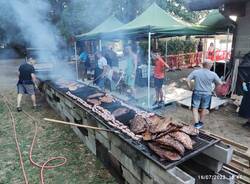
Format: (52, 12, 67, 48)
(0, 0, 74, 80)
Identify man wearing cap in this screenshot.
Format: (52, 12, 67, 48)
(16, 58, 38, 112)
(186, 60, 222, 129)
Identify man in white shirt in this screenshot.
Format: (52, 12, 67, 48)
(95, 51, 109, 90)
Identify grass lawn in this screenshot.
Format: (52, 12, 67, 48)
(0, 92, 117, 184)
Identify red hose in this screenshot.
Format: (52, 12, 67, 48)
(3, 97, 29, 184)
(2, 95, 67, 184)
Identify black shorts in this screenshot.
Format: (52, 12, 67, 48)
(154, 77, 164, 89)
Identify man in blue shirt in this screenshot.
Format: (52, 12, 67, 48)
(187, 60, 222, 129)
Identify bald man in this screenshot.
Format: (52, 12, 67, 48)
(187, 60, 222, 129)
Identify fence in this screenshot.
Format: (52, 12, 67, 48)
(165, 51, 231, 71)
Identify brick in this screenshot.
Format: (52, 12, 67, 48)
(122, 166, 141, 184)
(72, 126, 86, 143)
(192, 153, 223, 173)
(85, 131, 96, 155)
(110, 144, 142, 181)
(109, 133, 123, 147)
(141, 172, 154, 184)
(64, 98, 76, 109)
(96, 132, 110, 150)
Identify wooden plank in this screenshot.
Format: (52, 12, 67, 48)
(200, 130, 249, 151)
(231, 159, 250, 169)
(238, 175, 250, 184)
(234, 150, 250, 163)
(226, 162, 250, 177)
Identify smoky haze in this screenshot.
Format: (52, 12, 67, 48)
(0, 0, 74, 80)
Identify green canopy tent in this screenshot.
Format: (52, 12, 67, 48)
(200, 10, 235, 33)
(76, 15, 124, 41)
(103, 3, 211, 39)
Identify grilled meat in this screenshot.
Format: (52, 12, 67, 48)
(152, 125, 179, 140)
(130, 115, 148, 134)
(170, 120, 185, 128)
(169, 132, 193, 150)
(68, 85, 78, 91)
(148, 115, 164, 124)
(99, 95, 114, 103)
(142, 130, 152, 141)
(180, 125, 199, 136)
(149, 117, 172, 134)
(148, 143, 181, 161)
(88, 92, 105, 99)
(87, 99, 101, 106)
(112, 107, 130, 117)
(155, 135, 185, 155)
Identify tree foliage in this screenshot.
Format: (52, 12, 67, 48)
(0, 0, 208, 44)
(57, 0, 207, 39)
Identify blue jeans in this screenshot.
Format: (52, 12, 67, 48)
(191, 92, 212, 109)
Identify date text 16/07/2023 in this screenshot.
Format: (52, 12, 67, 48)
(198, 174, 242, 180)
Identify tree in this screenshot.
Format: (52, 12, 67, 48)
(58, 0, 113, 40)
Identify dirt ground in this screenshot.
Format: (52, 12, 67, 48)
(0, 59, 116, 184)
(0, 59, 249, 184)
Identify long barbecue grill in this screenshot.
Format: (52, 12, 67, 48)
(45, 80, 220, 170)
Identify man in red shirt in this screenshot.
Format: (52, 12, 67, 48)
(152, 51, 169, 106)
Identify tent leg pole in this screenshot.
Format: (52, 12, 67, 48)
(147, 32, 151, 109)
(213, 37, 216, 72)
(74, 41, 78, 80)
(224, 28, 230, 79)
(165, 40, 168, 56)
(99, 39, 102, 51)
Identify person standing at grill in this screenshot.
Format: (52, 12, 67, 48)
(95, 51, 109, 90)
(186, 60, 222, 129)
(124, 45, 138, 97)
(79, 49, 89, 81)
(16, 58, 38, 112)
(152, 51, 169, 106)
(104, 45, 119, 68)
(239, 81, 250, 128)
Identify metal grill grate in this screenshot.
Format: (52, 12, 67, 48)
(48, 81, 220, 170)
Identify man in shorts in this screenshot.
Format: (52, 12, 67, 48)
(152, 51, 169, 106)
(17, 58, 38, 112)
(187, 60, 222, 129)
